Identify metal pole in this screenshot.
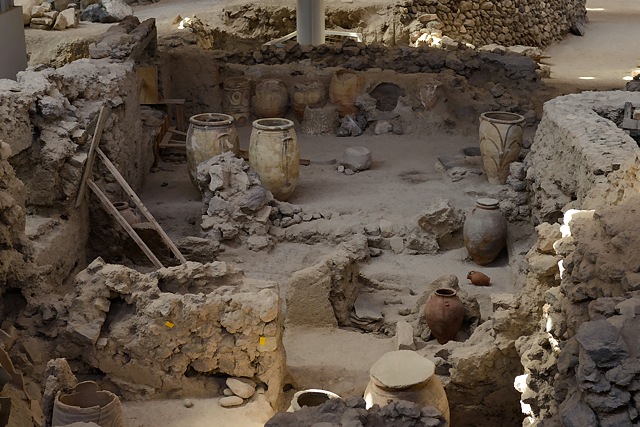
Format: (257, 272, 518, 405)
(297, 0, 325, 46)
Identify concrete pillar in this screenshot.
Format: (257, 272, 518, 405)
(296, 0, 325, 45)
(0, 7, 28, 80)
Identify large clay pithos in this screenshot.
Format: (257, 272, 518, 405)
(254, 79, 289, 118)
(222, 76, 251, 125)
(249, 118, 300, 201)
(479, 111, 525, 184)
(424, 288, 464, 345)
(292, 81, 326, 121)
(186, 113, 240, 188)
(364, 350, 450, 424)
(463, 197, 507, 265)
(329, 69, 365, 116)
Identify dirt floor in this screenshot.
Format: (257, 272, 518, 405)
(19, 0, 640, 425)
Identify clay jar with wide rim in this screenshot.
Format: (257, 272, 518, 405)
(424, 288, 464, 345)
(249, 118, 300, 201)
(479, 111, 525, 185)
(52, 381, 124, 427)
(364, 350, 450, 424)
(222, 76, 251, 125)
(329, 69, 365, 116)
(463, 197, 507, 265)
(287, 389, 341, 412)
(253, 79, 289, 118)
(185, 113, 240, 188)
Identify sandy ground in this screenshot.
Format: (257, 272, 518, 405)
(21, 0, 640, 424)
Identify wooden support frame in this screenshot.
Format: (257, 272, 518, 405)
(75, 106, 187, 268)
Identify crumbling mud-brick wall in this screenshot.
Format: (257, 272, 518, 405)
(513, 91, 640, 424)
(61, 259, 286, 406)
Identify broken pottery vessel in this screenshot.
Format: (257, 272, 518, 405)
(463, 197, 507, 265)
(52, 381, 124, 427)
(292, 81, 326, 121)
(287, 389, 342, 412)
(424, 288, 464, 345)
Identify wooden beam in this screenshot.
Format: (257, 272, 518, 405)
(75, 106, 111, 207)
(87, 179, 164, 269)
(95, 148, 188, 264)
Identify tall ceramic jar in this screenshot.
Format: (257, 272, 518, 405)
(364, 350, 450, 424)
(329, 69, 365, 116)
(292, 81, 326, 121)
(222, 76, 251, 125)
(254, 79, 289, 118)
(479, 111, 525, 184)
(249, 118, 300, 201)
(463, 197, 507, 265)
(424, 288, 464, 345)
(186, 113, 239, 187)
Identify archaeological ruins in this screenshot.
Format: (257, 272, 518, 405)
(1, 0, 640, 425)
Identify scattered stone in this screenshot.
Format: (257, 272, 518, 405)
(390, 236, 405, 254)
(396, 320, 416, 350)
(223, 388, 234, 396)
(226, 377, 256, 399)
(337, 165, 345, 173)
(219, 396, 244, 408)
(344, 168, 355, 176)
(374, 121, 393, 135)
(183, 399, 194, 408)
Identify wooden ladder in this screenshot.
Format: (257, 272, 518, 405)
(75, 106, 187, 268)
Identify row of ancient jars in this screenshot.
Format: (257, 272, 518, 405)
(185, 113, 300, 202)
(221, 69, 364, 124)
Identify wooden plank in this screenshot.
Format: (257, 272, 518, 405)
(87, 179, 164, 269)
(75, 106, 111, 207)
(136, 66, 159, 104)
(158, 130, 174, 149)
(95, 148, 188, 264)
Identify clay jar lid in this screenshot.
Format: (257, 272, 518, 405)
(476, 197, 499, 209)
(369, 350, 435, 390)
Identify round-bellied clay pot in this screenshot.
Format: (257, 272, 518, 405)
(463, 197, 507, 265)
(112, 202, 140, 226)
(478, 111, 525, 185)
(185, 113, 239, 188)
(254, 79, 289, 118)
(249, 118, 300, 201)
(364, 350, 450, 424)
(424, 288, 464, 345)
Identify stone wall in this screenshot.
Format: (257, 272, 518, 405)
(211, 0, 585, 49)
(514, 91, 640, 424)
(526, 91, 640, 224)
